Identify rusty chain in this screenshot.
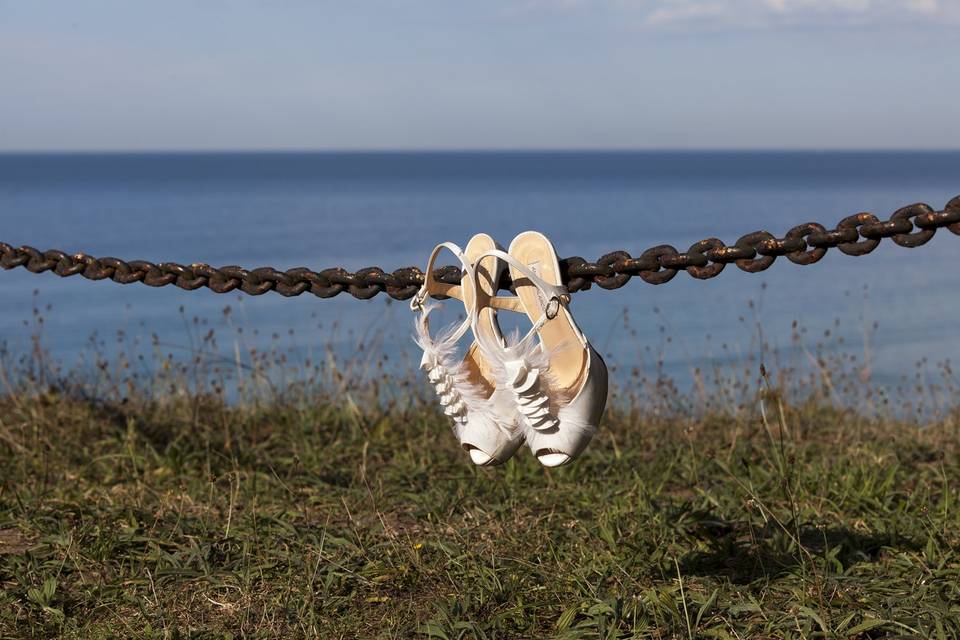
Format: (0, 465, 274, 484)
(2, 195, 958, 301)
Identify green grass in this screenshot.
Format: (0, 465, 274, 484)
(2, 297, 959, 637)
(2, 373, 959, 638)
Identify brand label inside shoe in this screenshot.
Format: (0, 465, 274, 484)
(528, 261, 549, 310)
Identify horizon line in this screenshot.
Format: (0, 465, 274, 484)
(2, 147, 960, 155)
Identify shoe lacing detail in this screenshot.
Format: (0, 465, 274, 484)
(503, 358, 558, 431)
(420, 350, 467, 424)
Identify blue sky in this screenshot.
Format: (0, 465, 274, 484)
(1, 1, 958, 150)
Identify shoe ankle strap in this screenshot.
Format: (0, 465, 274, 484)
(471, 248, 572, 354)
(473, 248, 569, 302)
(411, 242, 473, 310)
(411, 241, 476, 344)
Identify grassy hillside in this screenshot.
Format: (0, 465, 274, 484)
(2, 362, 959, 638)
(2, 301, 959, 638)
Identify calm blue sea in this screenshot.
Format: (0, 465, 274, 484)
(1, 151, 958, 396)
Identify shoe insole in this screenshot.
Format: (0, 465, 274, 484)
(461, 234, 501, 390)
(508, 231, 587, 392)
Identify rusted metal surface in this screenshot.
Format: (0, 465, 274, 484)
(1, 195, 958, 301)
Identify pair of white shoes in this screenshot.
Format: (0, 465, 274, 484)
(411, 231, 608, 467)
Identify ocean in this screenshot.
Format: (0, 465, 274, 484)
(1, 151, 959, 399)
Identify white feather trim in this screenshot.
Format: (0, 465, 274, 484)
(479, 328, 583, 442)
(412, 302, 509, 431)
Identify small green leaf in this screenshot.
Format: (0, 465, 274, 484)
(419, 622, 450, 639)
(27, 588, 45, 607)
(42, 578, 58, 602)
(695, 588, 719, 628)
(556, 605, 580, 630)
(798, 606, 829, 634)
(846, 617, 890, 637)
(727, 602, 761, 616)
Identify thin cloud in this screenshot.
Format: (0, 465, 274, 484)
(645, 0, 959, 27)
(524, 0, 960, 28)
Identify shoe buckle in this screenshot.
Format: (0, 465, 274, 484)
(410, 289, 427, 311)
(545, 295, 561, 320)
(544, 288, 571, 320)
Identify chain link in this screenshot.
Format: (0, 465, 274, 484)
(2, 195, 958, 301)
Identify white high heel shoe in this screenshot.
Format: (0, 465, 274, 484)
(411, 234, 523, 466)
(471, 231, 608, 467)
